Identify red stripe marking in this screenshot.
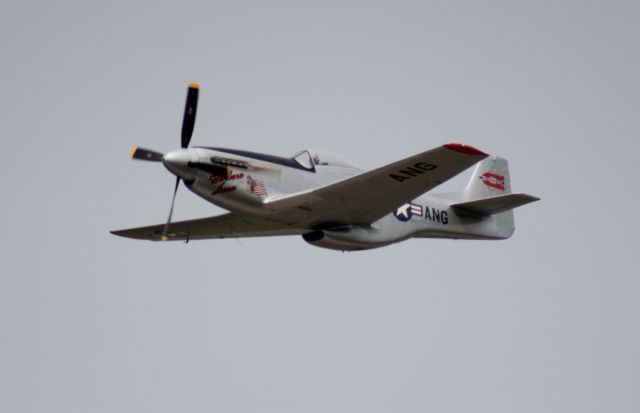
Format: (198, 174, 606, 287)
(482, 172, 503, 180)
(480, 172, 505, 191)
(443, 143, 488, 156)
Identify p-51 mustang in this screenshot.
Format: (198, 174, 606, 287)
(112, 83, 539, 251)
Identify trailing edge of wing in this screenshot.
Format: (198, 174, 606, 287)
(451, 193, 540, 216)
(111, 213, 305, 241)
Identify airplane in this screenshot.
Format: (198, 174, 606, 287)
(111, 83, 540, 251)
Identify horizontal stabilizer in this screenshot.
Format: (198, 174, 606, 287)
(451, 193, 540, 216)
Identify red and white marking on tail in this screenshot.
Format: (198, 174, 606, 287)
(480, 172, 505, 191)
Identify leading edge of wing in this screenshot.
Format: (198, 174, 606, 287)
(263, 143, 489, 226)
(111, 213, 306, 241)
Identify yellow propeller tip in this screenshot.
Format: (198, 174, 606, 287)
(188, 82, 200, 89)
(130, 146, 138, 159)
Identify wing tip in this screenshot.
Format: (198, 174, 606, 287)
(443, 143, 488, 156)
(110, 229, 132, 238)
(110, 227, 187, 241)
(110, 229, 152, 240)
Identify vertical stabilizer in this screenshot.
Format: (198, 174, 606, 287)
(464, 156, 512, 199)
(463, 156, 514, 238)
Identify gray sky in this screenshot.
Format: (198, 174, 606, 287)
(1, 0, 639, 412)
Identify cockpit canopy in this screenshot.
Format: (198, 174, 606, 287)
(292, 148, 359, 170)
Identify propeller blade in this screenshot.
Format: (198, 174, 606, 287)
(131, 146, 164, 162)
(181, 82, 199, 148)
(160, 176, 181, 241)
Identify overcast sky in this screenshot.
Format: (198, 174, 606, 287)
(1, 1, 639, 412)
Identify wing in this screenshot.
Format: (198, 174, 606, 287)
(111, 213, 306, 241)
(264, 143, 489, 226)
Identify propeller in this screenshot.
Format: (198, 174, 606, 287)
(181, 83, 199, 148)
(130, 82, 200, 241)
(130, 146, 163, 162)
(161, 176, 181, 241)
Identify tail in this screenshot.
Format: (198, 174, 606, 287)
(464, 156, 512, 199)
(452, 156, 539, 239)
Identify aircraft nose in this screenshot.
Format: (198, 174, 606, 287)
(163, 149, 195, 182)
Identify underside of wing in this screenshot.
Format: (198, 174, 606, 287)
(264, 143, 488, 226)
(111, 213, 306, 241)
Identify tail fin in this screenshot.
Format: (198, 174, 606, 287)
(462, 156, 516, 238)
(464, 156, 512, 199)
(441, 156, 538, 239)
